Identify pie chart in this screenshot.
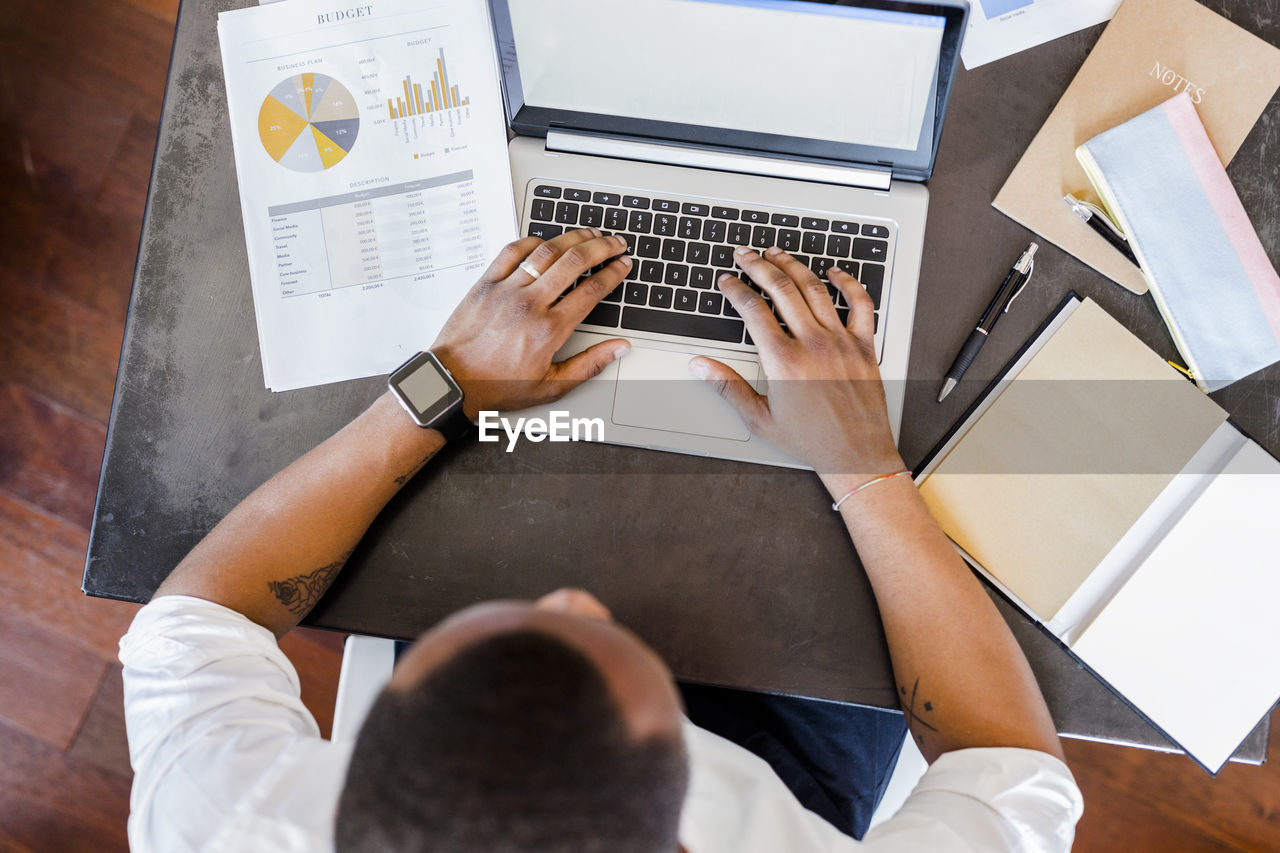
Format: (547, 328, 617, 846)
(258, 73, 360, 172)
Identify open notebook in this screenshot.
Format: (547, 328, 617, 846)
(916, 296, 1280, 773)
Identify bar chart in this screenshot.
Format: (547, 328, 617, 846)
(387, 48, 471, 120)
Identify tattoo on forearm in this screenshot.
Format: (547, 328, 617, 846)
(394, 451, 436, 486)
(900, 677, 938, 745)
(268, 549, 353, 617)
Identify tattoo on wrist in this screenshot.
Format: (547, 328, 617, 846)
(900, 677, 938, 746)
(394, 451, 436, 486)
(268, 549, 353, 616)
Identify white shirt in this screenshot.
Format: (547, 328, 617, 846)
(120, 596, 1082, 852)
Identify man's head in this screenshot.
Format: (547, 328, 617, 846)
(336, 589, 689, 852)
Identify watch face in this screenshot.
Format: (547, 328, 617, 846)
(389, 352, 463, 426)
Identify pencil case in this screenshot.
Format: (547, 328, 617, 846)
(1075, 92, 1280, 392)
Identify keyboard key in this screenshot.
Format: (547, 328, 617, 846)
(826, 234, 852, 258)
(653, 198, 679, 213)
(580, 205, 604, 228)
(859, 263, 885, 306)
(532, 197, 558, 220)
(691, 267, 715, 288)
(810, 257, 834, 277)
(528, 222, 563, 239)
(712, 206, 739, 219)
(665, 264, 690, 286)
(534, 185, 562, 198)
(723, 299, 741, 318)
(741, 209, 768, 224)
(728, 223, 751, 245)
(602, 283, 623, 303)
(710, 245, 736, 267)
(621, 232, 637, 254)
(771, 213, 800, 227)
(605, 207, 627, 230)
(698, 292, 724, 315)
(853, 238, 889, 262)
(802, 232, 825, 254)
(530, 198, 555, 221)
(801, 217, 829, 230)
(831, 220, 858, 235)
(584, 302, 621, 327)
(682, 202, 710, 216)
(593, 191, 621, 205)
(686, 242, 710, 264)
(564, 188, 592, 202)
(862, 223, 891, 238)
(778, 229, 801, 252)
(661, 239, 686, 262)
(555, 202, 579, 224)
(702, 220, 726, 242)
(674, 288, 698, 311)
(649, 285, 674, 308)
(791, 254, 809, 267)
(622, 307, 744, 343)
(625, 283, 648, 304)
(836, 259, 859, 278)
(623, 195, 650, 209)
(628, 210, 653, 233)
(625, 261, 640, 280)
(640, 260, 664, 282)
(751, 226, 777, 249)
(654, 214, 677, 237)
(637, 236, 661, 258)
(679, 217, 700, 239)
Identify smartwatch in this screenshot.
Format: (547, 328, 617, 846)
(387, 351, 471, 441)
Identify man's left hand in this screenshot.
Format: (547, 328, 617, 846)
(432, 228, 632, 419)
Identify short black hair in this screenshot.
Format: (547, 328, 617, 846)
(336, 629, 688, 852)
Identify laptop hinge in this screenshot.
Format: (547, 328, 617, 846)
(545, 131, 893, 192)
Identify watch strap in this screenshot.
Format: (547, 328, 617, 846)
(432, 401, 472, 443)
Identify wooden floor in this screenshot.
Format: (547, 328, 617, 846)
(0, 1, 1277, 850)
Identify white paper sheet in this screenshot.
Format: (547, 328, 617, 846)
(218, 0, 517, 391)
(961, 0, 1123, 69)
(1072, 440, 1280, 773)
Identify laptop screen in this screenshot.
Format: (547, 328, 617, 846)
(491, 0, 968, 180)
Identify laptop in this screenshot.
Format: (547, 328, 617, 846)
(492, 0, 969, 466)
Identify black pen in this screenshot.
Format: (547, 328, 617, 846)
(1065, 194, 1140, 267)
(937, 243, 1037, 403)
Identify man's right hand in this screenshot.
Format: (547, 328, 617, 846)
(690, 245, 905, 489)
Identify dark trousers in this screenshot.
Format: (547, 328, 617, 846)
(678, 682, 907, 840)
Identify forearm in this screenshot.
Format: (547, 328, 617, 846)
(155, 392, 444, 638)
(826, 473, 1063, 763)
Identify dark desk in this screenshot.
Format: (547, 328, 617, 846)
(86, 0, 1278, 760)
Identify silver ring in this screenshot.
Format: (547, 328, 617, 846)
(518, 260, 543, 280)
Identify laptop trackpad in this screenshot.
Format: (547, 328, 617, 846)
(612, 347, 759, 441)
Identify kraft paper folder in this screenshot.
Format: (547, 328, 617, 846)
(993, 0, 1280, 294)
(916, 296, 1280, 773)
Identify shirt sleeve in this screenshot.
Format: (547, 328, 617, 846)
(862, 747, 1083, 852)
(119, 595, 349, 853)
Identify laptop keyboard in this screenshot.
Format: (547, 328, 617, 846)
(523, 183, 894, 359)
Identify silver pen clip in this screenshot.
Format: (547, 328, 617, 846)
(1003, 243, 1038, 314)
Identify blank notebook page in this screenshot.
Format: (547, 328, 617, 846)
(918, 299, 1226, 620)
(1071, 439, 1280, 773)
